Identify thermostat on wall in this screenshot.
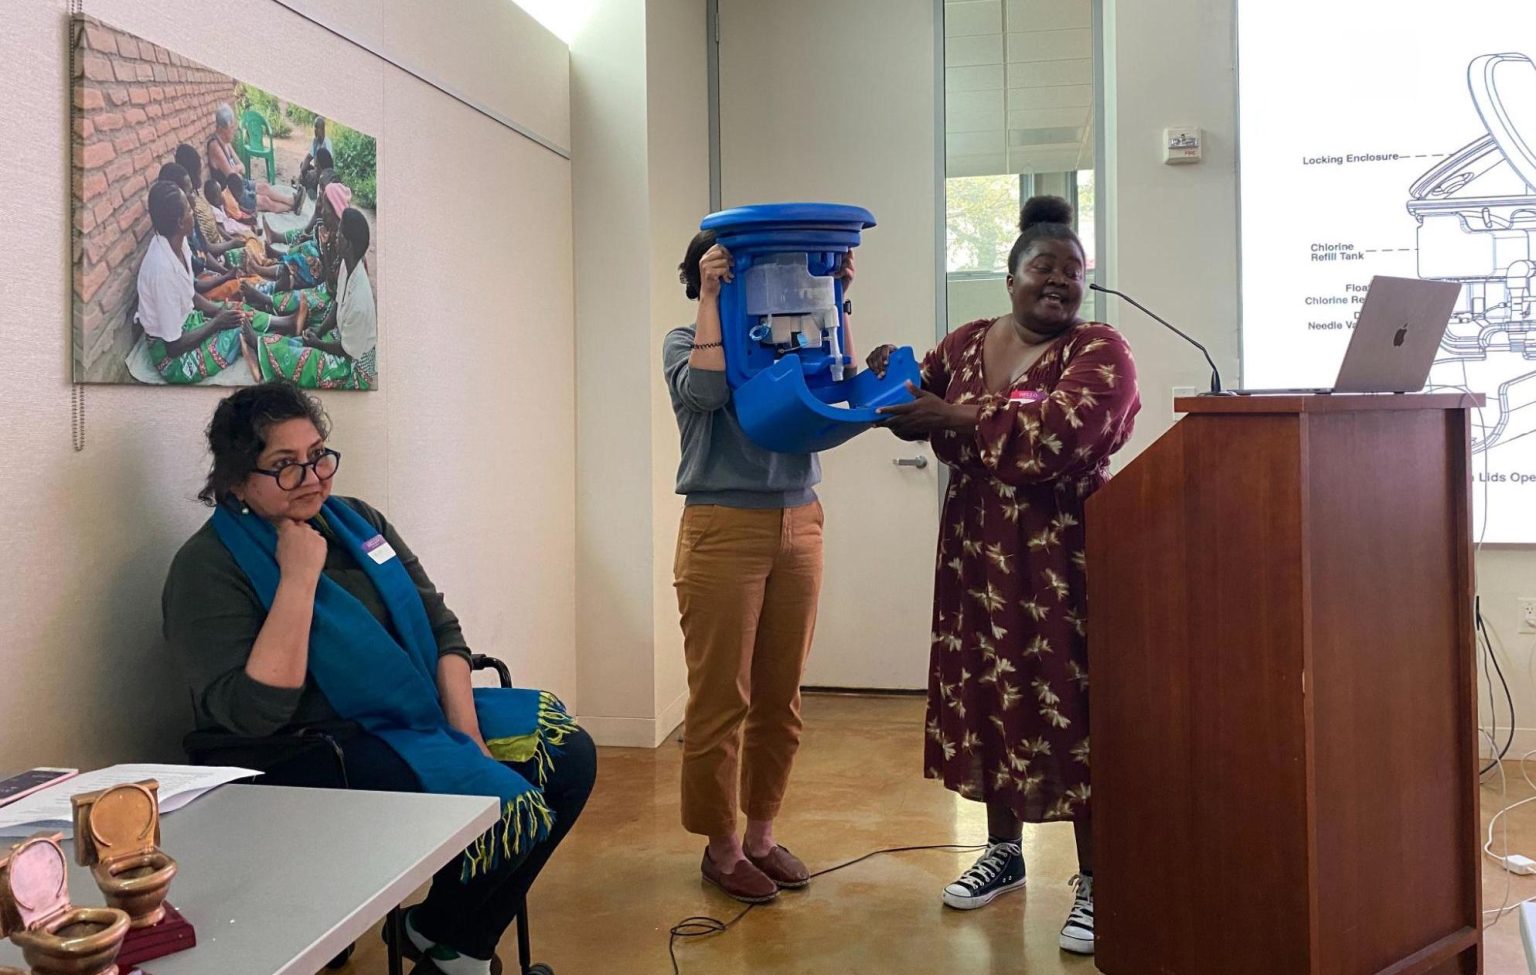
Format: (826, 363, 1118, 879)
(1164, 126, 1203, 164)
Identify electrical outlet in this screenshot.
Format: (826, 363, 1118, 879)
(1521, 598, 1536, 634)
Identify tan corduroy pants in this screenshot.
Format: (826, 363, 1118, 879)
(673, 501, 824, 836)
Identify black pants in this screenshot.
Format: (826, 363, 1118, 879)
(260, 726, 597, 960)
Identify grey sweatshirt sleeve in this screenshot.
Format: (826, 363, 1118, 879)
(664, 327, 731, 413)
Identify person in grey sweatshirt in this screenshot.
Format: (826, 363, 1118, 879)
(662, 230, 853, 904)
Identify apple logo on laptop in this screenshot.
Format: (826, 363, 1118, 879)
(1393, 322, 1409, 347)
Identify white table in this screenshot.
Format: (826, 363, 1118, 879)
(0, 784, 497, 975)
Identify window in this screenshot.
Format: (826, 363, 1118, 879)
(942, 0, 1099, 325)
(1075, 169, 1096, 275)
(946, 174, 1022, 274)
(945, 169, 1099, 324)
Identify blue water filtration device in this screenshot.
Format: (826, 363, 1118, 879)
(700, 202, 920, 453)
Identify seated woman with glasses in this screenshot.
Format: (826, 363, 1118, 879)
(162, 380, 595, 975)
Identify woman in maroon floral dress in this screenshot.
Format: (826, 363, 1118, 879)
(871, 196, 1139, 956)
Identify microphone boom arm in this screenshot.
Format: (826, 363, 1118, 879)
(1089, 282, 1227, 395)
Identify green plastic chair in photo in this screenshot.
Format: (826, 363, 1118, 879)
(239, 109, 277, 183)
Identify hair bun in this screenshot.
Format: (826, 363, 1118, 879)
(1019, 195, 1074, 232)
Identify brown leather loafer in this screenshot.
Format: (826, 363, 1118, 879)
(701, 849, 780, 903)
(746, 845, 811, 889)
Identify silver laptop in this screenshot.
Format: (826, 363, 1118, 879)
(1237, 276, 1462, 395)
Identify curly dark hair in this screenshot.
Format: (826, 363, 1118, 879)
(1007, 195, 1084, 274)
(677, 229, 717, 301)
(199, 381, 331, 506)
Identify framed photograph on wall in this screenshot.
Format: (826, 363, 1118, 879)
(71, 15, 379, 389)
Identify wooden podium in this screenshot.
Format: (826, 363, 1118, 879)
(1086, 394, 1483, 975)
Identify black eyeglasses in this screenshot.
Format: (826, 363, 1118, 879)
(254, 448, 341, 491)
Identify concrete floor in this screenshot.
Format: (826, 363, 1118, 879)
(336, 694, 1532, 974)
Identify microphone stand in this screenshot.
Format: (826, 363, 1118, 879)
(1089, 282, 1233, 396)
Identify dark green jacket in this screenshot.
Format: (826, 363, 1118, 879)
(162, 497, 470, 737)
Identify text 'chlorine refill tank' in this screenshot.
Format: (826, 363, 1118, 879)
(700, 202, 920, 453)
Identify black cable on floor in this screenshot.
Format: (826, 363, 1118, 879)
(667, 843, 987, 974)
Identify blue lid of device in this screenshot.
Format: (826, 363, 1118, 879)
(701, 203, 877, 232)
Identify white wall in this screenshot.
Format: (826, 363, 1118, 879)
(571, 0, 659, 746)
(1103, 0, 1536, 754)
(645, 0, 710, 727)
(1099, 0, 1240, 458)
(572, 0, 706, 746)
(0, 0, 575, 771)
(1472, 549, 1536, 758)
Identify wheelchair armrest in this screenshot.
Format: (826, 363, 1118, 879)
(470, 653, 513, 689)
(182, 723, 360, 784)
(182, 660, 511, 780)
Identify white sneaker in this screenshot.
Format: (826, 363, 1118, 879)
(1059, 873, 1094, 954)
(942, 842, 1027, 910)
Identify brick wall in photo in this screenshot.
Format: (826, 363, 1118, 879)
(72, 16, 238, 383)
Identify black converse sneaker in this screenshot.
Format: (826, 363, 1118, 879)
(1059, 873, 1094, 954)
(942, 841, 1027, 910)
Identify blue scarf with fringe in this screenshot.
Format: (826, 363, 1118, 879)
(211, 497, 574, 880)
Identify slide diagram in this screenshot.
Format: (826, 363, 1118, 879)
(1414, 52, 1536, 453)
(1237, 0, 1534, 539)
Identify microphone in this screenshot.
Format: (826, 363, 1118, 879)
(1089, 282, 1231, 395)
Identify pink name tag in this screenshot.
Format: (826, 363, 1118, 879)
(362, 535, 397, 564)
(1009, 390, 1045, 404)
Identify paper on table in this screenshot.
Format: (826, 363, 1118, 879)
(0, 764, 257, 839)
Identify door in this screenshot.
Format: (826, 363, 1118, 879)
(717, 0, 942, 689)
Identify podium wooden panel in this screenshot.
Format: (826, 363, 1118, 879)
(1085, 394, 1482, 975)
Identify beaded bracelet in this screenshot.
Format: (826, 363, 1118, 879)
(691, 340, 723, 350)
